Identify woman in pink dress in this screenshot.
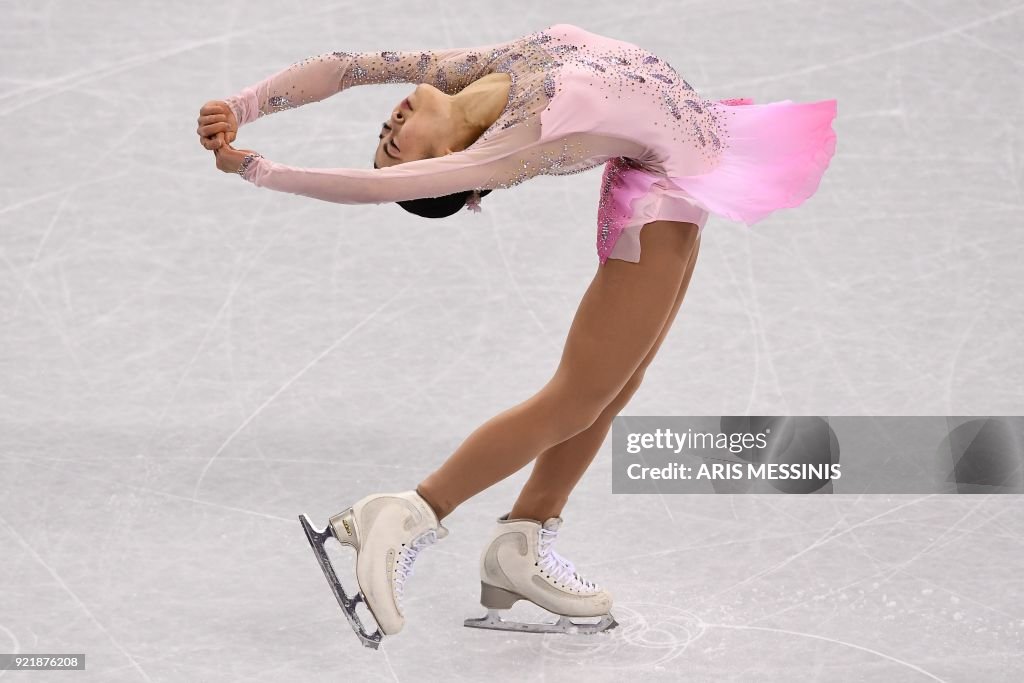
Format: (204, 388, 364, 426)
(196, 23, 837, 647)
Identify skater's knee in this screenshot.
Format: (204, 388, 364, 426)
(540, 376, 614, 436)
(552, 362, 648, 417)
(614, 368, 646, 405)
(553, 401, 602, 439)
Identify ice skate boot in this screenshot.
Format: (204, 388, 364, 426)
(464, 513, 617, 635)
(299, 489, 449, 649)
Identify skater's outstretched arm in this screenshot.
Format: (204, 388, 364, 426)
(222, 40, 515, 128)
(232, 130, 641, 205)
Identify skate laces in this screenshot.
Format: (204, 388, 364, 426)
(394, 529, 439, 609)
(538, 527, 599, 592)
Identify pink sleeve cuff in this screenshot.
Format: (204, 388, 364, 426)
(238, 153, 266, 183)
(223, 87, 258, 127)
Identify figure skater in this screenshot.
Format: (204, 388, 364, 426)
(196, 23, 837, 648)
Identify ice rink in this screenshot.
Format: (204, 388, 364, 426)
(1, 0, 1022, 680)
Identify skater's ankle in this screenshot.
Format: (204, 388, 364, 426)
(508, 505, 562, 524)
(415, 485, 449, 523)
(508, 514, 546, 524)
(509, 493, 566, 523)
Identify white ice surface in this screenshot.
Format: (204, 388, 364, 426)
(1, 0, 1022, 681)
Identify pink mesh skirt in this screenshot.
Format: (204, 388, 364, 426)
(596, 97, 837, 264)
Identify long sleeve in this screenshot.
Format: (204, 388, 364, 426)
(238, 129, 641, 205)
(224, 25, 657, 206)
(222, 40, 515, 127)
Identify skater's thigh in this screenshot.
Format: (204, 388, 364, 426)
(551, 220, 699, 405)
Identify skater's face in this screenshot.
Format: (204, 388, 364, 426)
(373, 83, 452, 169)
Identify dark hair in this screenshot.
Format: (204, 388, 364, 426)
(373, 159, 492, 218)
(396, 188, 493, 218)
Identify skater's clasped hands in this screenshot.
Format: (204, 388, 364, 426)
(196, 100, 259, 174)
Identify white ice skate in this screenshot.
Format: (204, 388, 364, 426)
(299, 489, 449, 649)
(464, 513, 617, 635)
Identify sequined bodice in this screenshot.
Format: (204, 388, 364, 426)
(468, 25, 727, 177)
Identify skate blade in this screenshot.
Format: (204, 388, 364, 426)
(464, 608, 618, 635)
(299, 513, 384, 650)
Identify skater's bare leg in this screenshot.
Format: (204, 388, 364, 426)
(417, 221, 701, 521)
(508, 233, 700, 522)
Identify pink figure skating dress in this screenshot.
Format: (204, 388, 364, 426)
(223, 23, 837, 264)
